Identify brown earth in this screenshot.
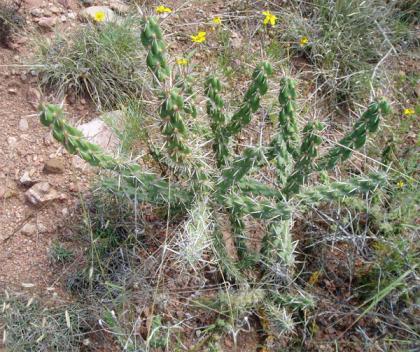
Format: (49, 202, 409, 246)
(0, 0, 95, 294)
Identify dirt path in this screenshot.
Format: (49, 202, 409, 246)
(0, 0, 93, 293)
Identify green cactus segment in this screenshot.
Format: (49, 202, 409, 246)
(298, 173, 387, 206)
(226, 62, 273, 137)
(40, 104, 117, 169)
(318, 100, 391, 171)
(229, 211, 248, 261)
(219, 148, 265, 193)
(39, 104, 190, 207)
(278, 78, 299, 159)
(282, 122, 324, 197)
(141, 17, 170, 82)
(261, 220, 295, 269)
(175, 74, 198, 118)
(205, 75, 229, 168)
(225, 194, 291, 221)
(238, 179, 283, 199)
(159, 89, 191, 162)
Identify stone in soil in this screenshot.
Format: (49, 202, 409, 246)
(20, 171, 36, 187)
(18, 118, 29, 131)
(37, 17, 57, 30)
(21, 223, 37, 236)
(79, 6, 116, 23)
(25, 182, 60, 206)
(109, 0, 130, 14)
(26, 88, 42, 110)
(77, 117, 120, 154)
(43, 158, 65, 174)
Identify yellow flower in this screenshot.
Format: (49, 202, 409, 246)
(93, 10, 106, 22)
(176, 58, 188, 65)
(397, 180, 404, 188)
(212, 16, 222, 25)
(300, 36, 309, 47)
(403, 108, 415, 116)
(155, 5, 172, 14)
(262, 10, 277, 27)
(191, 31, 206, 43)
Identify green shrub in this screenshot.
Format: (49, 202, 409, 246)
(274, 0, 417, 106)
(35, 17, 146, 108)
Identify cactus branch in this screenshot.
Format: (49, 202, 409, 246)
(226, 62, 273, 137)
(317, 100, 390, 171)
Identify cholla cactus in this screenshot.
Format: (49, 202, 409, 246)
(39, 16, 391, 344)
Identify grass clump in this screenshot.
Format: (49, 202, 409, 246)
(35, 17, 146, 108)
(1, 293, 90, 351)
(275, 0, 417, 106)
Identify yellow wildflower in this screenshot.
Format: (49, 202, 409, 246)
(309, 271, 321, 285)
(176, 58, 188, 65)
(155, 5, 172, 14)
(300, 36, 309, 47)
(212, 16, 222, 25)
(191, 31, 206, 43)
(397, 180, 404, 188)
(403, 108, 415, 116)
(262, 10, 277, 27)
(93, 10, 106, 22)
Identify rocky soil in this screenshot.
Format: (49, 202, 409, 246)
(0, 0, 125, 294)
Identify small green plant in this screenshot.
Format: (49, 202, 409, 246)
(49, 241, 75, 264)
(39, 16, 391, 348)
(35, 16, 146, 108)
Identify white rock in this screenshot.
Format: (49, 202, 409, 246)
(19, 118, 29, 131)
(21, 223, 37, 236)
(79, 6, 116, 23)
(7, 136, 18, 146)
(77, 118, 119, 154)
(25, 182, 60, 206)
(20, 171, 35, 187)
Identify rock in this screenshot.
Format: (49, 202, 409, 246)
(21, 223, 37, 236)
(109, 0, 130, 14)
(50, 6, 61, 14)
(30, 8, 43, 17)
(20, 171, 35, 187)
(79, 6, 116, 23)
(7, 136, 18, 147)
(37, 223, 48, 233)
(8, 88, 17, 95)
(37, 17, 57, 30)
(25, 182, 60, 206)
(43, 158, 65, 174)
(25, 0, 44, 8)
(77, 118, 120, 154)
(18, 118, 29, 131)
(27, 87, 42, 109)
